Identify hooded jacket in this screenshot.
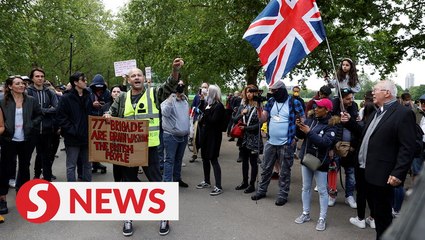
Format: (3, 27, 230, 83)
(26, 85, 58, 134)
(89, 74, 111, 116)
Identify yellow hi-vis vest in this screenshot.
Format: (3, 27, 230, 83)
(123, 87, 160, 147)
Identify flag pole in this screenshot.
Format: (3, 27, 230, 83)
(324, 37, 345, 112)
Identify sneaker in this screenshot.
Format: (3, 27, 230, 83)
(349, 216, 366, 229)
(190, 155, 197, 163)
(316, 218, 326, 231)
(178, 180, 189, 188)
(196, 181, 211, 189)
(236, 158, 242, 163)
(392, 208, 400, 218)
(345, 196, 357, 209)
(159, 220, 170, 236)
(366, 217, 376, 229)
(0, 200, 8, 215)
(122, 220, 133, 236)
(295, 213, 311, 224)
(328, 196, 336, 207)
(314, 186, 318, 192)
(181, 162, 186, 167)
(210, 186, 223, 196)
(8, 179, 16, 188)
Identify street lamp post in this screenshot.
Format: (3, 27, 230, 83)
(69, 34, 74, 78)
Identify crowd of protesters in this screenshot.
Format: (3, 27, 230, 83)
(0, 58, 423, 240)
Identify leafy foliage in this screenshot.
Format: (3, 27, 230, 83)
(0, 0, 423, 93)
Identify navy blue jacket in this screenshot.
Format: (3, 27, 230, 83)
(297, 114, 337, 172)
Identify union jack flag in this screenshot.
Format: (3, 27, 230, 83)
(243, 0, 326, 86)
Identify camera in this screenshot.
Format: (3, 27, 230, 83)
(253, 89, 268, 103)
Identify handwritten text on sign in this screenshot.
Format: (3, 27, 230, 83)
(113, 59, 137, 77)
(89, 116, 149, 167)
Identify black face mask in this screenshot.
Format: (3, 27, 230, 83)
(266, 92, 273, 101)
(176, 84, 185, 94)
(273, 88, 288, 103)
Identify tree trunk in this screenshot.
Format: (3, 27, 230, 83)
(245, 64, 261, 86)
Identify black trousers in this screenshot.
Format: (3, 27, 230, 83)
(32, 132, 54, 181)
(366, 181, 394, 240)
(0, 140, 34, 195)
(116, 147, 162, 182)
(355, 167, 375, 219)
(240, 146, 259, 186)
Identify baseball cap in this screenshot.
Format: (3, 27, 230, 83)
(314, 98, 333, 111)
(269, 80, 285, 90)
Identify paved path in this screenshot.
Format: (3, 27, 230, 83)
(0, 135, 375, 239)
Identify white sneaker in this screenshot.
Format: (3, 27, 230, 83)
(8, 179, 16, 188)
(328, 196, 336, 207)
(181, 162, 186, 167)
(365, 217, 376, 229)
(349, 216, 366, 229)
(345, 196, 357, 209)
(314, 186, 318, 192)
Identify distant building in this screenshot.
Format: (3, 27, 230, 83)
(405, 73, 415, 89)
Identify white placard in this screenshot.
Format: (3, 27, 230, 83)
(113, 59, 137, 77)
(145, 67, 152, 81)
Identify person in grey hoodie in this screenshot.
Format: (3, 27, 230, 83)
(160, 80, 190, 187)
(26, 68, 58, 181)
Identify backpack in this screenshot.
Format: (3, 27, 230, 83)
(414, 123, 424, 157)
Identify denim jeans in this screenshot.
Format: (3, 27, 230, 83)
(257, 142, 294, 200)
(163, 133, 188, 182)
(66, 145, 91, 182)
(392, 185, 405, 212)
(158, 127, 165, 170)
(301, 165, 328, 219)
(334, 157, 356, 197)
(344, 166, 356, 197)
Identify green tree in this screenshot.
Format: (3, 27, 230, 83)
(0, 0, 118, 85)
(114, 0, 425, 90)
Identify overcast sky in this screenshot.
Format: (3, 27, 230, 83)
(102, 0, 423, 90)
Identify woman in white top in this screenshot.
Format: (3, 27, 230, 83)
(0, 75, 42, 215)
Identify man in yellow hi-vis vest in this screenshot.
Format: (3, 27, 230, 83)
(104, 58, 183, 237)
